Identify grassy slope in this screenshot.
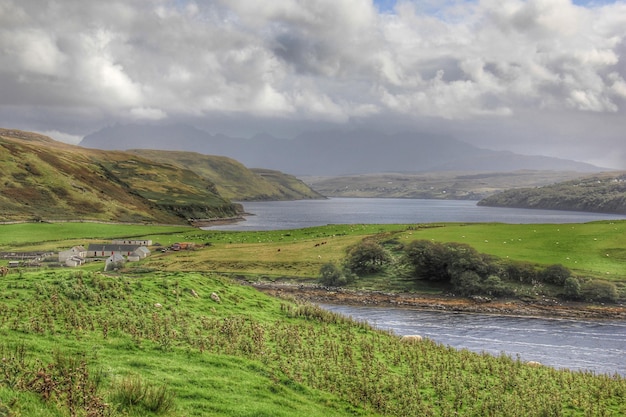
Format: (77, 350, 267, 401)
(128, 149, 323, 201)
(0, 129, 238, 224)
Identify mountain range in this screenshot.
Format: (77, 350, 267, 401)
(80, 124, 604, 176)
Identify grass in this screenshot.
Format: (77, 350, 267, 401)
(2, 221, 625, 282)
(0, 269, 624, 417)
(399, 221, 626, 279)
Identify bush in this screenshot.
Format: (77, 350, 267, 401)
(344, 240, 390, 275)
(539, 264, 571, 286)
(318, 263, 354, 287)
(582, 280, 618, 303)
(563, 277, 582, 300)
(451, 271, 482, 296)
(503, 261, 539, 284)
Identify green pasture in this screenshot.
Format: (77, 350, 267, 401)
(0, 223, 193, 251)
(399, 221, 626, 279)
(2, 220, 625, 281)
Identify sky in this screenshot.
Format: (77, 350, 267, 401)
(1, 0, 625, 169)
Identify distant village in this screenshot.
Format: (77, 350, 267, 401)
(0, 239, 195, 272)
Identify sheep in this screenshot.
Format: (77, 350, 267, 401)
(401, 335, 423, 342)
(526, 361, 542, 367)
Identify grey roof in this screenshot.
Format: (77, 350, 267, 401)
(88, 244, 139, 252)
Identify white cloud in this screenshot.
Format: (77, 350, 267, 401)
(0, 0, 625, 167)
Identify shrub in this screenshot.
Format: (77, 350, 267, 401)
(344, 240, 390, 275)
(318, 263, 354, 287)
(451, 271, 482, 296)
(503, 261, 539, 284)
(582, 280, 618, 303)
(562, 277, 582, 300)
(539, 264, 571, 286)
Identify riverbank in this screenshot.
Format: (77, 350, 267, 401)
(250, 282, 626, 320)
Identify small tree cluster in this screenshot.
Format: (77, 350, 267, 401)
(344, 240, 391, 275)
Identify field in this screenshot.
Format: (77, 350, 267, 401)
(2, 220, 625, 281)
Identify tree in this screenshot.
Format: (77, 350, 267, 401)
(402, 240, 449, 281)
(344, 240, 390, 275)
(540, 264, 571, 286)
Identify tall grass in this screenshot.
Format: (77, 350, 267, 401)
(0, 270, 624, 416)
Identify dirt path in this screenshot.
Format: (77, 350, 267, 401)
(249, 282, 626, 320)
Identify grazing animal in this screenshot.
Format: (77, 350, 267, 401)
(0, 266, 8, 277)
(526, 361, 542, 367)
(401, 335, 423, 342)
(154, 303, 162, 308)
(210, 292, 221, 303)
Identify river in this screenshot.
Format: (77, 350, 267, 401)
(320, 304, 626, 376)
(204, 198, 626, 375)
(205, 198, 626, 231)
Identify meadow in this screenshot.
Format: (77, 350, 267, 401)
(1, 269, 625, 417)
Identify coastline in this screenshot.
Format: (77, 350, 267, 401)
(250, 282, 626, 320)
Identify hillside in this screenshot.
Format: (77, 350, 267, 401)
(304, 170, 591, 200)
(128, 149, 323, 201)
(478, 172, 626, 214)
(0, 129, 240, 224)
(80, 124, 604, 176)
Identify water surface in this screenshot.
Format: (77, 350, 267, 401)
(320, 304, 626, 376)
(206, 198, 626, 231)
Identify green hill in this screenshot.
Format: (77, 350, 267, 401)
(0, 129, 240, 224)
(478, 172, 626, 214)
(128, 149, 323, 201)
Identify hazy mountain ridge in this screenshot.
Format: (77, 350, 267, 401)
(305, 171, 596, 200)
(80, 123, 604, 176)
(478, 172, 626, 214)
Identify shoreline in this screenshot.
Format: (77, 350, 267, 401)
(250, 282, 626, 320)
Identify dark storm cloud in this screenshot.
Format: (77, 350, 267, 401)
(0, 0, 625, 167)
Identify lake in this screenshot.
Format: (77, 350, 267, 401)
(319, 304, 626, 376)
(204, 198, 626, 231)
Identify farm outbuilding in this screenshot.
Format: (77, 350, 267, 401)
(65, 255, 85, 267)
(111, 239, 153, 246)
(59, 246, 87, 263)
(127, 246, 150, 262)
(87, 244, 140, 258)
(104, 253, 125, 271)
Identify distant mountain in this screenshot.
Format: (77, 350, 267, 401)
(80, 124, 604, 176)
(478, 172, 626, 214)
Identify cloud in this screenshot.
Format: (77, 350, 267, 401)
(0, 0, 625, 168)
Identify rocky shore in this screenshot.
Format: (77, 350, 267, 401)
(250, 282, 626, 320)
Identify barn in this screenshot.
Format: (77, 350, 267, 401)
(87, 244, 140, 258)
